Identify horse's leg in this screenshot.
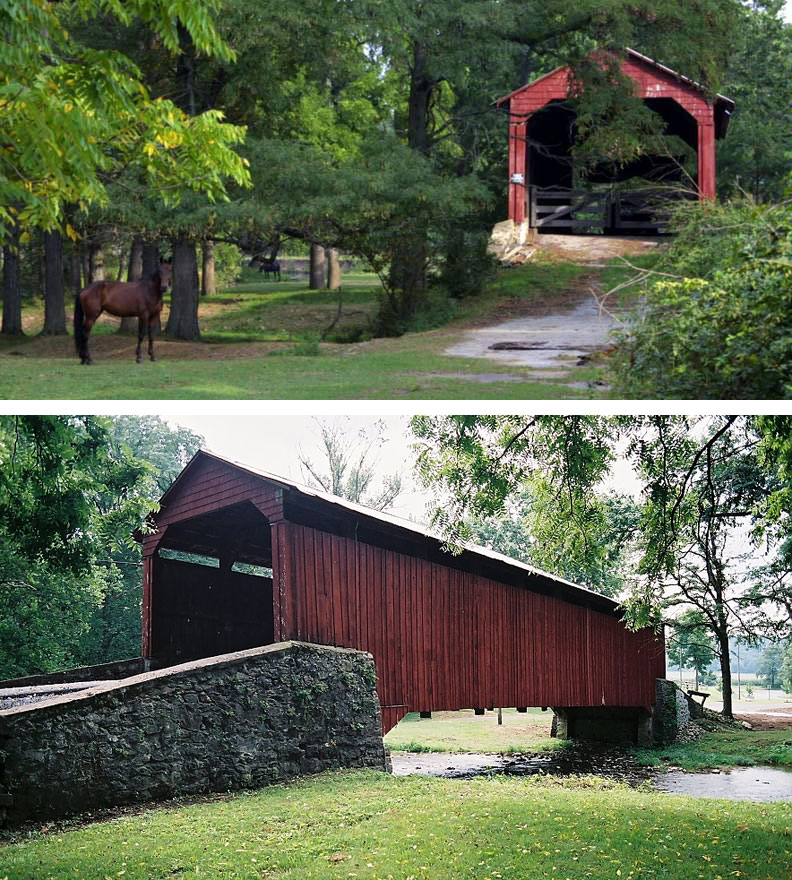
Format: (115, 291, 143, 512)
(136, 316, 145, 363)
(147, 315, 156, 362)
(83, 318, 96, 364)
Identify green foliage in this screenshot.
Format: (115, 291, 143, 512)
(613, 198, 792, 399)
(411, 416, 625, 583)
(757, 642, 785, 688)
(717, 1, 792, 201)
(669, 610, 717, 677)
(0, 416, 204, 678)
(1, 0, 250, 239)
(0, 417, 149, 677)
(211, 242, 245, 289)
(247, 133, 490, 335)
(781, 640, 792, 692)
(468, 487, 640, 596)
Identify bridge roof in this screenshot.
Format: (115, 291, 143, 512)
(153, 449, 621, 615)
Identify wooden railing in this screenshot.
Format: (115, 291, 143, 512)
(527, 186, 689, 233)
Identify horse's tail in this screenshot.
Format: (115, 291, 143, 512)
(73, 293, 86, 360)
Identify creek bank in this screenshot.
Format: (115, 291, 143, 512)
(391, 744, 792, 802)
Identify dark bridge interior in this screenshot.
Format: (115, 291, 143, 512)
(150, 501, 274, 663)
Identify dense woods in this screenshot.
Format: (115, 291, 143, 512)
(3, 0, 789, 350)
(0, 416, 202, 679)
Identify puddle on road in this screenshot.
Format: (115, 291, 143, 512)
(391, 750, 792, 802)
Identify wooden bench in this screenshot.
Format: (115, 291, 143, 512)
(687, 690, 709, 707)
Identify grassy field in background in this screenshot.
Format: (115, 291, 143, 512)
(0, 258, 629, 399)
(384, 709, 559, 754)
(2, 770, 790, 880)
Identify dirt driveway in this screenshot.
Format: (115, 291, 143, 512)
(735, 706, 792, 731)
(447, 234, 660, 380)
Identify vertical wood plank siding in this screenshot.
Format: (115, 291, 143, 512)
(144, 455, 666, 737)
(284, 524, 665, 733)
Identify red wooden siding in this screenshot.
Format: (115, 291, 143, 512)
(499, 51, 724, 224)
(142, 453, 667, 736)
(281, 523, 665, 734)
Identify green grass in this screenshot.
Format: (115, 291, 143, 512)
(595, 252, 663, 309)
(2, 770, 790, 879)
(634, 726, 792, 771)
(385, 709, 561, 754)
(0, 261, 611, 399)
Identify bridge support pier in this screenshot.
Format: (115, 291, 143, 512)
(551, 706, 653, 746)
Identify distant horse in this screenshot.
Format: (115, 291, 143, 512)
(74, 262, 172, 365)
(259, 258, 281, 281)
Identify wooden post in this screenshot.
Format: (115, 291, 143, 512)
(270, 519, 295, 642)
(508, 120, 527, 224)
(142, 554, 154, 658)
(697, 116, 716, 200)
(497, 707, 503, 725)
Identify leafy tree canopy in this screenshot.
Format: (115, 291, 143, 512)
(0, 415, 203, 679)
(1, 0, 250, 240)
(412, 415, 792, 716)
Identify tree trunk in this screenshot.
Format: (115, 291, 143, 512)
(141, 240, 160, 279)
(88, 240, 105, 282)
(309, 243, 326, 290)
(717, 627, 733, 718)
(166, 236, 200, 340)
(390, 43, 436, 317)
(118, 237, 144, 334)
(386, 40, 433, 313)
(42, 228, 66, 335)
(177, 23, 198, 115)
(67, 247, 82, 296)
(201, 239, 215, 296)
(1, 223, 23, 336)
(326, 248, 342, 290)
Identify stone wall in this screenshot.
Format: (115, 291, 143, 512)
(0, 657, 149, 689)
(551, 679, 696, 747)
(652, 678, 697, 746)
(551, 705, 653, 746)
(0, 641, 387, 826)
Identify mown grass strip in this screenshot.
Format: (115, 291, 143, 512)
(2, 770, 790, 879)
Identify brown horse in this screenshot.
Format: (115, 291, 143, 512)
(74, 262, 172, 365)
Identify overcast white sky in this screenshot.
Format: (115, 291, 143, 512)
(165, 414, 648, 527)
(168, 414, 430, 522)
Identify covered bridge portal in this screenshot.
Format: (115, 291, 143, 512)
(498, 49, 734, 233)
(139, 451, 665, 735)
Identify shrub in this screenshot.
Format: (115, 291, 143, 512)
(612, 196, 792, 399)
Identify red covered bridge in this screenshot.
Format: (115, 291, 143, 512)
(497, 49, 734, 233)
(139, 451, 665, 736)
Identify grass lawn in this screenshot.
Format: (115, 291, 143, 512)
(0, 259, 626, 400)
(2, 770, 790, 880)
(634, 725, 792, 771)
(385, 709, 560, 754)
